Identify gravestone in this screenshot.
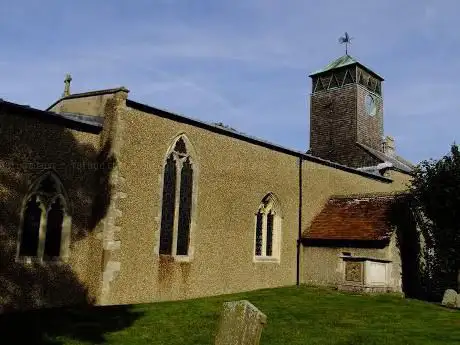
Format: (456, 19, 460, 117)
(456, 293, 460, 309)
(215, 300, 267, 345)
(441, 289, 457, 308)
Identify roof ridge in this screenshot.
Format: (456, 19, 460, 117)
(46, 87, 129, 111)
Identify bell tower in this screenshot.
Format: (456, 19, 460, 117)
(308, 54, 385, 168)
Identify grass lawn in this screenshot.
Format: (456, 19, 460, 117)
(1, 285, 460, 345)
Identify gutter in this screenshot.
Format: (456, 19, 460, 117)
(296, 156, 303, 286)
(127, 99, 392, 183)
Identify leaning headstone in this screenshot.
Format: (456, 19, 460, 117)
(215, 300, 267, 345)
(442, 289, 457, 308)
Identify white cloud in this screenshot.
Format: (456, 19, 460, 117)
(1, 0, 460, 162)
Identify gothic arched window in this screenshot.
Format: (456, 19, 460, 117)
(254, 193, 282, 261)
(17, 171, 71, 262)
(159, 136, 196, 257)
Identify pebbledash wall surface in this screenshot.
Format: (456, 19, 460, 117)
(0, 92, 411, 312)
(0, 56, 413, 312)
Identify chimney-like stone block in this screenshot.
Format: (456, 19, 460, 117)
(383, 136, 395, 156)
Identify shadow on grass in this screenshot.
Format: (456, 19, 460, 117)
(0, 304, 144, 345)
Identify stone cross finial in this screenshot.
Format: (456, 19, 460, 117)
(62, 73, 72, 98)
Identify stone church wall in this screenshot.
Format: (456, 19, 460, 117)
(0, 108, 104, 312)
(47, 93, 115, 118)
(0, 90, 413, 311)
(106, 105, 301, 305)
(100, 97, 411, 306)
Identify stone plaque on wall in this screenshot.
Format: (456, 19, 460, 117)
(345, 261, 363, 282)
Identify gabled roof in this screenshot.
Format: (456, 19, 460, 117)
(309, 54, 384, 81)
(357, 143, 414, 174)
(46, 87, 129, 111)
(302, 194, 398, 244)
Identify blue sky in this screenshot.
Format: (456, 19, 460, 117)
(1, 0, 458, 164)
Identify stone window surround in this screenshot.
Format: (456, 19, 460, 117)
(253, 193, 282, 263)
(15, 170, 72, 265)
(154, 133, 199, 263)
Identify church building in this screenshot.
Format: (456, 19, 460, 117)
(0, 54, 414, 313)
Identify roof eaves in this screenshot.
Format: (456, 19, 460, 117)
(309, 55, 384, 81)
(356, 142, 413, 174)
(0, 99, 103, 133)
(126, 99, 393, 183)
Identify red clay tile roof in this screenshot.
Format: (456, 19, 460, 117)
(302, 194, 397, 241)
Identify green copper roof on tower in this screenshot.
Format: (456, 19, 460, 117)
(311, 54, 357, 75)
(309, 54, 384, 80)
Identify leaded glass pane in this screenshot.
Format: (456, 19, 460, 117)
(159, 154, 176, 254)
(174, 138, 187, 154)
(19, 195, 42, 256)
(44, 198, 64, 258)
(176, 158, 193, 255)
(266, 212, 274, 256)
(40, 175, 57, 194)
(255, 212, 263, 256)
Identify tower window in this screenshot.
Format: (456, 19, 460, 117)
(365, 94, 377, 116)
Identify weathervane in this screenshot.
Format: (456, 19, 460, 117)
(339, 32, 353, 55)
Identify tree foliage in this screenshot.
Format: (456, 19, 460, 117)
(410, 143, 460, 300)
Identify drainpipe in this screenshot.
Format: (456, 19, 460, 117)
(296, 155, 303, 286)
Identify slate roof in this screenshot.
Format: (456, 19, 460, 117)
(357, 143, 414, 174)
(0, 99, 103, 133)
(127, 99, 393, 182)
(302, 194, 398, 242)
(309, 54, 384, 80)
